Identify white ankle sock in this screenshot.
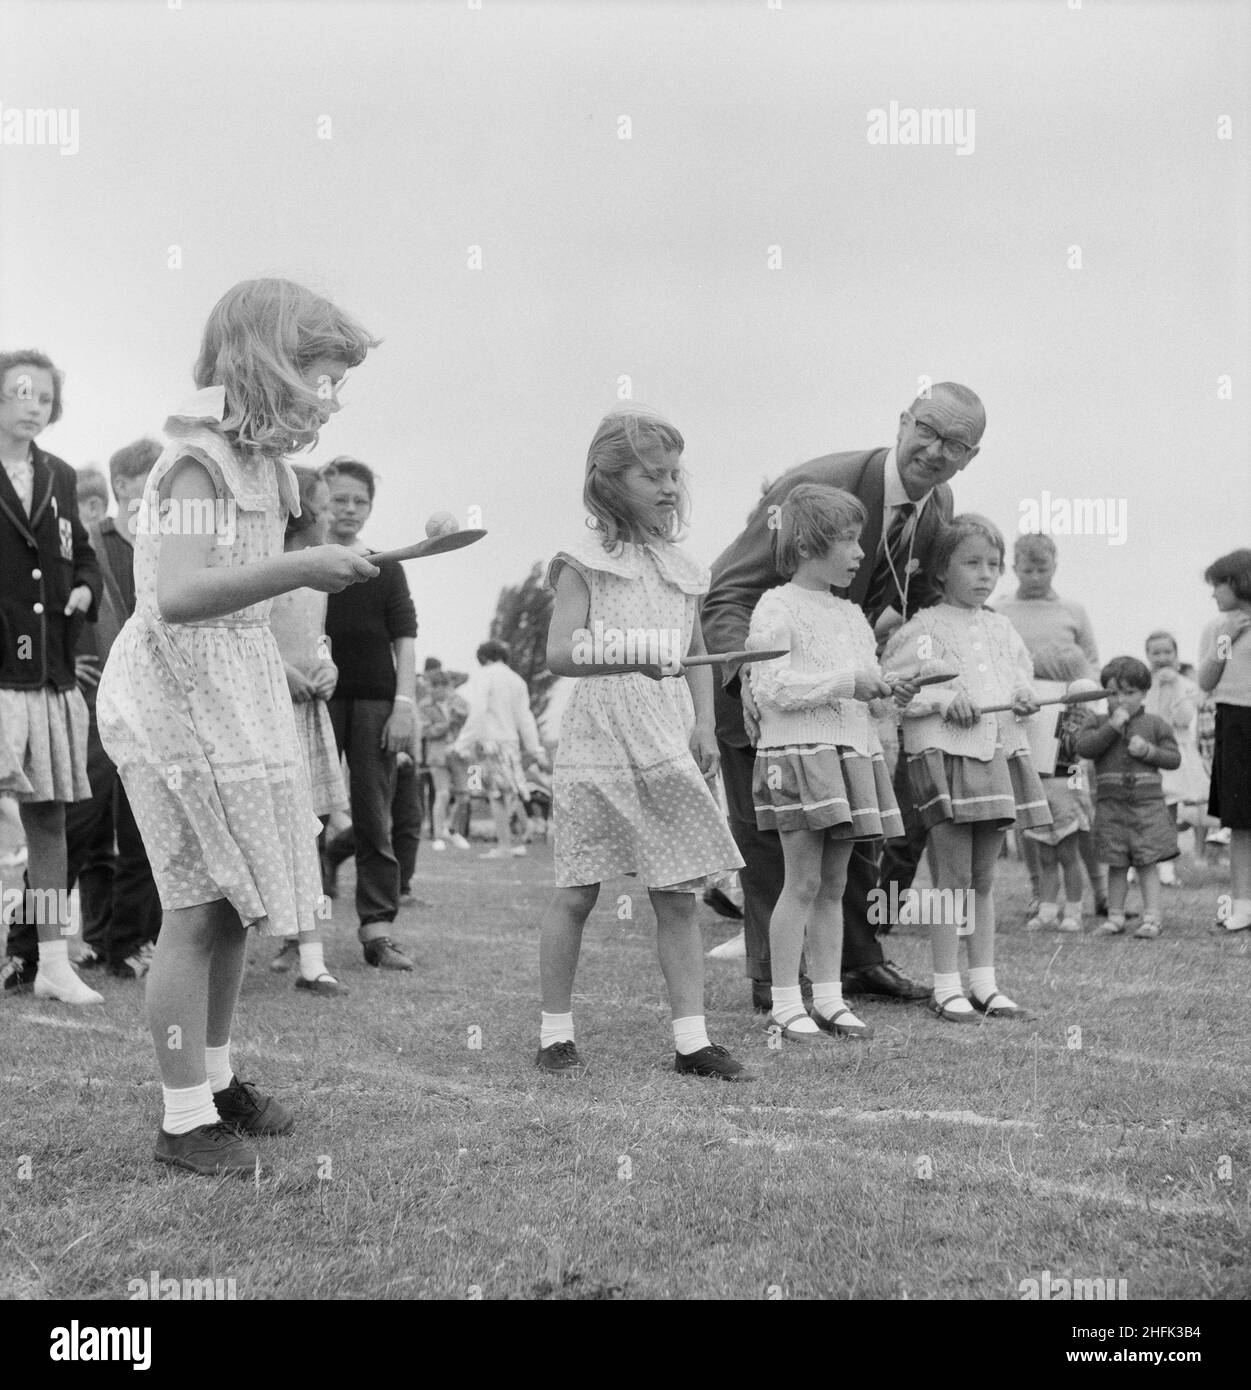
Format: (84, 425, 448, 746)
(162, 1080, 220, 1136)
(205, 1042, 233, 1094)
(297, 940, 328, 981)
(1227, 898, 1251, 929)
(770, 984, 819, 1033)
(672, 1015, 711, 1055)
(968, 967, 1000, 1005)
(810, 981, 845, 1021)
(33, 939, 103, 1004)
(36, 938, 74, 980)
(1035, 902, 1059, 923)
(540, 1011, 574, 1047)
(933, 971, 973, 1014)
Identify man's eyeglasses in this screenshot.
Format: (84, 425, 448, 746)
(907, 415, 977, 462)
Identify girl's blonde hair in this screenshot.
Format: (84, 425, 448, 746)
(584, 406, 688, 549)
(772, 483, 867, 578)
(194, 279, 379, 459)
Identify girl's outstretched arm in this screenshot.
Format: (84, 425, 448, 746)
(544, 563, 672, 679)
(156, 458, 377, 624)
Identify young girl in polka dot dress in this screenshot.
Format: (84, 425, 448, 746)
(536, 408, 749, 1081)
(97, 280, 379, 1176)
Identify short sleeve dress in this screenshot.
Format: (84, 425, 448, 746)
(547, 530, 744, 891)
(96, 387, 323, 936)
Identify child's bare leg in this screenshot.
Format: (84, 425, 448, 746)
(490, 792, 513, 848)
(808, 838, 865, 1031)
(1136, 863, 1162, 931)
(1032, 841, 1061, 925)
(20, 800, 102, 1004)
(539, 883, 598, 1014)
(651, 888, 704, 1022)
(965, 825, 1004, 972)
(19, 800, 69, 945)
(207, 912, 248, 1049)
(770, 828, 824, 988)
(1020, 831, 1042, 902)
(1077, 827, 1108, 907)
(927, 821, 971, 983)
(1102, 865, 1130, 931)
(966, 825, 1021, 1010)
(147, 901, 225, 1088)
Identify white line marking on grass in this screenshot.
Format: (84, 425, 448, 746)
(1023, 1177, 1235, 1218)
(725, 1103, 1038, 1130)
(9, 1014, 137, 1038)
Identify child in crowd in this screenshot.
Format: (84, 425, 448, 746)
(1022, 648, 1099, 934)
(537, 407, 748, 1079)
(747, 484, 914, 1041)
(0, 349, 102, 1005)
(1075, 657, 1180, 939)
(996, 531, 1108, 919)
(268, 465, 350, 995)
(884, 515, 1048, 1021)
(418, 668, 468, 850)
(67, 438, 164, 980)
(97, 279, 379, 1175)
(1144, 630, 1210, 881)
(1196, 549, 1251, 932)
(75, 466, 111, 526)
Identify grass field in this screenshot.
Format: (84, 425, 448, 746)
(2, 838, 1249, 1302)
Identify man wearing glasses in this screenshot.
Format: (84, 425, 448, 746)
(702, 382, 985, 1012)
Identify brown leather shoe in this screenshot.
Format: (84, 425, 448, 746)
(842, 961, 929, 1002)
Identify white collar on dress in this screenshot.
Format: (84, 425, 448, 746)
(561, 526, 709, 595)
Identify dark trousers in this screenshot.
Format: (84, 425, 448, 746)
(718, 737, 925, 982)
(392, 759, 423, 891)
(6, 710, 162, 967)
(875, 751, 932, 926)
(328, 696, 399, 939)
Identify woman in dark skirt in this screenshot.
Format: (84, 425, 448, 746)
(1196, 548, 1251, 932)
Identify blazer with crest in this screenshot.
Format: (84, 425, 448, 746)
(701, 447, 954, 748)
(0, 443, 101, 691)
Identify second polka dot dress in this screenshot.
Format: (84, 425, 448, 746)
(548, 530, 744, 891)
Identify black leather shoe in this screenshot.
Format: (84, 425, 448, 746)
(536, 1040, 586, 1075)
(363, 937, 413, 971)
(212, 1077, 295, 1137)
(842, 961, 929, 1002)
(702, 887, 744, 921)
(154, 1123, 260, 1177)
(674, 1043, 753, 1081)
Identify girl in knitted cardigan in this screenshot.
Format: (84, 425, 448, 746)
(746, 485, 918, 1042)
(883, 515, 1050, 1022)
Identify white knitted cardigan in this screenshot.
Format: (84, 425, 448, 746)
(746, 584, 889, 755)
(882, 603, 1036, 760)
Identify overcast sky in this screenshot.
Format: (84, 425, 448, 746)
(4, 0, 1247, 675)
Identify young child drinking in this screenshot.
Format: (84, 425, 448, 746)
(537, 407, 749, 1080)
(267, 464, 349, 995)
(97, 279, 380, 1175)
(883, 515, 1049, 1021)
(1075, 657, 1180, 939)
(746, 484, 913, 1041)
(0, 349, 102, 1005)
(1196, 549, 1251, 933)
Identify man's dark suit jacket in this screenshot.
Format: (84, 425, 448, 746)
(702, 447, 954, 749)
